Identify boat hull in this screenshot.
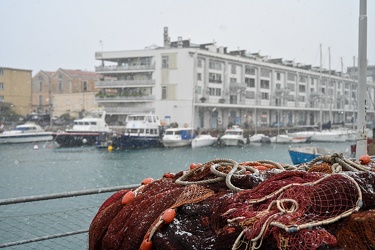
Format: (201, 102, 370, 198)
(191, 135, 217, 148)
(162, 139, 192, 147)
(52, 132, 101, 147)
(0, 133, 53, 144)
(288, 149, 319, 165)
(112, 135, 162, 149)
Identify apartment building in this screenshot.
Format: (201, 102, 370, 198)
(94, 27, 375, 130)
(0, 67, 32, 116)
(32, 68, 102, 118)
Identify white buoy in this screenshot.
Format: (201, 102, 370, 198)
(82, 138, 87, 144)
(33, 144, 39, 150)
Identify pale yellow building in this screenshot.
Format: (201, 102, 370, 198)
(31, 70, 54, 115)
(0, 67, 33, 116)
(49, 69, 102, 118)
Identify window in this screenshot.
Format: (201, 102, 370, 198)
(287, 73, 296, 81)
(260, 68, 270, 77)
(209, 87, 221, 96)
(58, 80, 62, 91)
(209, 73, 222, 83)
(245, 78, 255, 88)
(231, 64, 236, 74)
(39, 82, 43, 92)
(0, 95, 4, 102)
(208, 60, 222, 70)
(161, 86, 167, 99)
(162, 55, 169, 68)
(276, 72, 281, 81)
(245, 66, 255, 75)
(299, 75, 307, 83)
(299, 85, 306, 92)
(39, 95, 42, 106)
(260, 80, 269, 89)
(230, 78, 237, 83)
(197, 58, 203, 67)
(0, 82, 4, 90)
(197, 73, 202, 81)
(287, 83, 295, 91)
(261, 92, 269, 100)
(83, 81, 88, 91)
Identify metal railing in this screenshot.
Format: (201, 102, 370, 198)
(0, 184, 139, 249)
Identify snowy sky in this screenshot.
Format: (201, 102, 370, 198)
(1, 0, 374, 75)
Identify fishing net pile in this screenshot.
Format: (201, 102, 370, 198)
(89, 154, 375, 250)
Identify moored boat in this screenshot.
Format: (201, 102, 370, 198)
(270, 134, 293, 143)
(191, 134, 217, 148)
(52, 111, 111, 147)
(218, 126, 247, 146)
(111, 113, 163, 149)
(162, 127, 196, 147)
(288, 146, 334, 165)
(0, 122, 53, 144)
(249, 133, 270, 143)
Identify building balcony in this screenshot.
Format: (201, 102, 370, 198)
(95, 64, 155, 73)
(95, 95, 155, 102)
(95, 79, 155, 88)
(104, 106, 154, 114)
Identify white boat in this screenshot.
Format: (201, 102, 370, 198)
(0, 122, 53, 144)
(218, 126, 247, 146)
(162, 127, 196, 147)
(52, 111, 112, 147)
(288, 129, 353, 142)
(249, 133, 270, 143)
(191, 134, 217, 148)
(270, 134, 293, 143)
(111, 113, 162, 149)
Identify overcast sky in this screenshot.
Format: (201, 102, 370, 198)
(1, 0, 374, 75)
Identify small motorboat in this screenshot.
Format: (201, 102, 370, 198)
(0, 122, 53, 144)
(191, 134, 217, 148)
(288, 146, 334, 165)
(218, 126, 247, 146)
(249, 133, 270, 143)
(270, 134, 293, 143)
(162, 127, 196, 147)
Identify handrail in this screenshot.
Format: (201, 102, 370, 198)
(0, 184, 139, 206)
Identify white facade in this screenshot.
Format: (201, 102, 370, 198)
(94, 33, 375, 130)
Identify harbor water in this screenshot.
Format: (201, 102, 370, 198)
(0, 141, 352, 249)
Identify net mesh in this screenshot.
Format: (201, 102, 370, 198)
(89, 159, 375, 250)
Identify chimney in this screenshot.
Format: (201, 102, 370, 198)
(177, 36, 183, 48)
(163, 27, 170, 48)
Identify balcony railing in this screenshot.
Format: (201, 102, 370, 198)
(95, 64, 155, 72)
(104, 106, 154, 114)
(95, 79, 155, 88)
(95, 95, 155, 102)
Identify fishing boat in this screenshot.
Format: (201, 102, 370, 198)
(288, 146, 334, 165)
(52, 111, 111, 147)
(0, 122, 53, 144)
(162, 127, 196, 147)
(191, 134, 217, 148)
(111, 113, 162, 149)
(218, 126, 247, 146)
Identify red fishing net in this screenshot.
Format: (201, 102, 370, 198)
(89, 158, 375, 250)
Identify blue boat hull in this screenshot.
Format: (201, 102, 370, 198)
(288, 149, 319, 165)
(112, 135, 162, 149)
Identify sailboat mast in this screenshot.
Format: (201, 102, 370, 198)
(356, 0, 368, 159)
(319, 44, 323, 132)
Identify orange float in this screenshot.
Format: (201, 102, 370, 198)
(161, 208, 176, 224)
(121, 191, 135, 205)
